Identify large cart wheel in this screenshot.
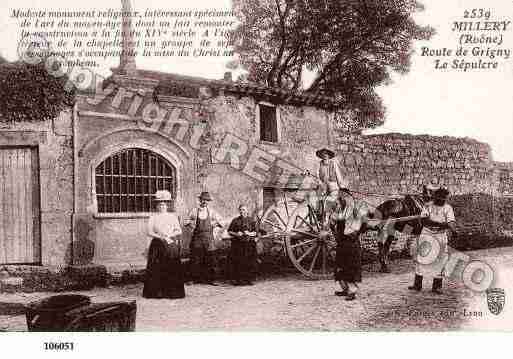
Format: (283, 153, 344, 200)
(284, 202, 337, 279)
(256, 190, 302, 254)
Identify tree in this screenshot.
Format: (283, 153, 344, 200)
(0, 58, 75, 123)
(229, 0, 434, 129)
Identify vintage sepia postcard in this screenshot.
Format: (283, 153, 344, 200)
(0, 0, 512, 354)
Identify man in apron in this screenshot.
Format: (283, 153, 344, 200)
(185, 191, 224, 285)
(408, 188, 456, 294)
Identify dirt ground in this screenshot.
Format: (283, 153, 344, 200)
(1, 247, 512, 331)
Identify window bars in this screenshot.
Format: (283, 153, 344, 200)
(95, 148, 176, 213)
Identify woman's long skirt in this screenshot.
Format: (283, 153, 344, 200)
(143, 237, 185, 299)
(229, 239, 257, 282)
(334, 233, 362, 283)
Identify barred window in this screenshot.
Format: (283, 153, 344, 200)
(95, 148, 176, 213)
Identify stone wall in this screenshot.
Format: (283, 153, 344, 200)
(74, 95, 197, 266)
(335, 133, 494, 197)
(73, 85, 336, 265)
(493, 163, 513, 233)
(0, 111, 74, 266)
(72, 71, 513, 266)
(495, 162, 513, 196)
(334, 132, 513, 255)
(205, 94, 332, 217)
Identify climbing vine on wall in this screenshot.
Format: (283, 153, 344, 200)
(0, 59, 75, 123)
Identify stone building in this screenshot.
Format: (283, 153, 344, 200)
(3, 59, 512, 270)
(0, 38, 342, 269)
(1, 1, 512, 276)
(71, 67, 339, 268)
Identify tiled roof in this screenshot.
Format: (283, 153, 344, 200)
(111, 68, 337, 109)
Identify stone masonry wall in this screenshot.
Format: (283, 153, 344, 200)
(70, 71, 513, 266)
(495, 162, 513, 196)
(336, 133, 494, 197)
(335, 133, 513, 255)
(69, 86, 336, 266)
(204, 94, 332, 217)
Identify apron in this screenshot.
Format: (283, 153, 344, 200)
(319, 162, 339, 196)
(333, 220, 362, 283)
(319, 162, 337, 184)
(229, 217, 257, 281)
(332, 203, 365, 283)
(191, 208, 215, 251)
(414, 227, 449, 277)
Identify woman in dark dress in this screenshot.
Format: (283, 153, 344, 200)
(330, 189, 374, 301)
(227, 204, 258, 285)
(143, 190, 185, 299)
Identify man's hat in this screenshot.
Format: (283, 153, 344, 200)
(425, 183, 440, 191)
(316, 148, 335, 159)
(425, 178, 440, 191)
(154, 190, 173, 202)
(339, 188, 352, 196)
(433, 188, 450, 199)
(198, 191, 213, 201)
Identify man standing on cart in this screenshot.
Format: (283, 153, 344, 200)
(316, 148, 348, 194)
(316, 148, 350, 216)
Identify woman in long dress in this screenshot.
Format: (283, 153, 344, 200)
(143, 190, 185, 299)
(330, 189, 374, 301)
(227, 204, 258, 285)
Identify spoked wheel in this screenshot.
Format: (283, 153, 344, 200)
(257, 191, 301, 255)
(285, 202, 337, 279)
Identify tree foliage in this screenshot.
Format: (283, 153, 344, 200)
(230, 0, 434, 129)
(0, 59, 75, 123)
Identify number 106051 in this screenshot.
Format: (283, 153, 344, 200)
(44, 342, 74, 351)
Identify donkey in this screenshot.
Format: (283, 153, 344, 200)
(372, 188, 432, 273)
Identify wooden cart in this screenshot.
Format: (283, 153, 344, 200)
(257, 187, 425, 279)
(257, 188, 338, 279)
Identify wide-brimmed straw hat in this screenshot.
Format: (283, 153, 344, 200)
(198, 191, 213, 201)
(316, 148, 335, 159)
(154, 190, 173, 202)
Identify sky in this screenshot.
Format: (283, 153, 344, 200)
(1, 0, 512, 161)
